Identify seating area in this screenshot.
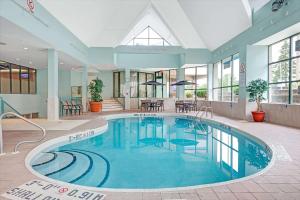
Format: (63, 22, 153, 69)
(60, 100, 83, 116)
(140, 99, 164, 112)
(175, 100, 197, 113)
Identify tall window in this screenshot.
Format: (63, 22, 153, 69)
(155, 69, 177, 98)
(0, 60, 36, 94)
(146, 73, 154, 98)
(113, 71, 125, 98)
(184, 66, 208, 100)
(268, 33, 300, 104)
(113, 71, 155, 98)
(213, 54, 240, 102)
(127, 26, 171, 46)
(139, 73, 146, 98)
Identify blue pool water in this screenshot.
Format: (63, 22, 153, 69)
(31, 116, 271, 189)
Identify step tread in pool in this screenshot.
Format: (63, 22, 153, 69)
(70, 149, 110, 187)
(47, 150, 90, 182)
(45, 152, 76, 176)
(32, 152, 57, 167)
(32, 151, 75, 175)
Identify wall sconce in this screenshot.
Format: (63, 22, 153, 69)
(272, 0, 288, 12)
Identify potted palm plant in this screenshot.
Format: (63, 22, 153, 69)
(88, 78, 103, 112)
(246, 79, 268, 122)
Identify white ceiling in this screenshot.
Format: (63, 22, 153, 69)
(0, 17, 83, 70)
(38, 0, 256, 50)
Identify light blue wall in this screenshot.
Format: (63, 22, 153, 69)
(88, 46, 211, 68)
(246, 45, 268, 83)
(97, 71, 113, 99)
(116, 53, 181, 68)
(211, 0, 300, 64)
(0, 0, 88, 64)
(37, 68, 73, 117)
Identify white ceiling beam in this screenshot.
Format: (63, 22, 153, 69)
(241, 0, 253, 24)
(151, 0, 207, 49)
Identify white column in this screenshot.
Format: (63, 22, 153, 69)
(207, 64, 213, 101)
(124, 69, 130, 110)
(176, 68, 185, 99)
(82, 66, 88, 112)
(47, 49, 59, 120)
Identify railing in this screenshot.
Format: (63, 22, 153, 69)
(0, 97, 22, 116)
(0, 112, 46, 155)
(193, 103, 213, 134)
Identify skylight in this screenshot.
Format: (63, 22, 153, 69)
(127, 26, 171, 46)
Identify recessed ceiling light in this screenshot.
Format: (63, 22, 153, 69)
(29, 61, 32, 64)
(60, 62, 64, 65)
(24, 47, 28, 50)
(16, 58, 20, 61)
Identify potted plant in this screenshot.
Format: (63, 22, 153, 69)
(88, 78, 104, 112)
(246, 79, 268, 122)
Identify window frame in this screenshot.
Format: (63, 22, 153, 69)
(155, 69, 177, 98)
(268, 33, 300, 104)
(183, 65, 208, 100)
(127, 26, 171, 47)
(212, 53, 240, 102)
(0, 60, 36, 94)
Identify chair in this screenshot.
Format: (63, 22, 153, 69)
(155, 100, 164, 112)
(72, 100, 83, 115)
(66, 100, 81, 115)
(141, 100, 151, 111)
(183, 100, 194, 113)
(175, 100, 184, 112)
(61, 101, 71, 116)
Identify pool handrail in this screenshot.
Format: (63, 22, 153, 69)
(193, 103, 213, 134)
(0, 112, 46, 155)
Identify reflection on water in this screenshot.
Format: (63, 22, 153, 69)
(56, 116, 271, 188)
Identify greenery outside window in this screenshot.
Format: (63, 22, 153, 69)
(184, 66, 208, 100)
(213, 54, 240, 102)
(268, 33, 300, 104)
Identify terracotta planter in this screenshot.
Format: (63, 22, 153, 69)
(90, 101, 102, 112)
(251, 111, 265, 122)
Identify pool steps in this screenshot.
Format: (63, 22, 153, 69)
(31, 149, 110, 187)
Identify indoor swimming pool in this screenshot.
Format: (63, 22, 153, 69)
(29, 115, 272, 189)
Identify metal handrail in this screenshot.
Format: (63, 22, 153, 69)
(0, 97, 22, 115)
(0, 112, 46, 154)
(193, 103, 214, 134)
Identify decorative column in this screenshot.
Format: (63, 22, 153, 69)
(47, 49, 59, 120)
(176, 68, 185, 99)
(207, 64, 213, 100)
(124, 69, 130, 110)
(82, 66, 88, 112)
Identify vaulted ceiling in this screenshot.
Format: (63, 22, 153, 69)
(38, 0, 271, 50)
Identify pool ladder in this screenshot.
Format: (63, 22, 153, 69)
(0, 112, 46, 155)
(193, 103, 213, 134)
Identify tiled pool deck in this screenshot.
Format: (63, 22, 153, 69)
(1, 111, 300, 200)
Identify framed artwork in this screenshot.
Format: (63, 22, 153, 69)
(71, 86, 82, 98)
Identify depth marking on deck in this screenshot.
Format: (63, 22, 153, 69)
(2, 179, 105, 200)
